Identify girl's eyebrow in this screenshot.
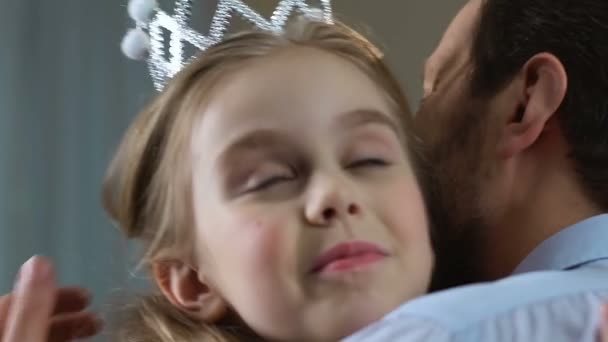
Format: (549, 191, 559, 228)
(214, 109, 401, 170)
(334, 108, 403, 139)
(215, 130, 290, 169)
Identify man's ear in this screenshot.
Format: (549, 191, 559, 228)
(153, 260, 228, 323)
(498, 53, 567, 158)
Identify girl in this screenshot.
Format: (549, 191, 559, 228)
(103, 16, 434, 341)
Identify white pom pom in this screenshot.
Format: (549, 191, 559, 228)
(121, 28, 150, 60)
(128, 0, 158, 24)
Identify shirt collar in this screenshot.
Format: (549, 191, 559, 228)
(513, 214, 608, 274)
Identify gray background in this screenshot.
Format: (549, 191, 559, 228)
(0, 0, 464, 339)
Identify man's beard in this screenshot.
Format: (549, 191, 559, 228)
(421, 106, 492, 292)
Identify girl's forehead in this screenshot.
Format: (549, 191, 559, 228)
(197, 47, 393, 133)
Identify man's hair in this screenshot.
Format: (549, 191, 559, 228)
(470, 0, 608, 209)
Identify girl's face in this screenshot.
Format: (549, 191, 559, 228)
(189, 47, 433, 341)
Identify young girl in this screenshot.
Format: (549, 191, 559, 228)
(104, 17, 434, 341)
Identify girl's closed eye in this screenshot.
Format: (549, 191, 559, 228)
(343, 126, 402, 173)
(344, 138, 398, 173)
(241, 163, 297, 194)
(347, 157, 390, 169)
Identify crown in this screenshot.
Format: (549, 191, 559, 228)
(121, 0, 334, 91)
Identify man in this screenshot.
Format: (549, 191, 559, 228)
(346, 0, 608, 340)
(421, 0, 608, 290)
(2, 0, 608, 341)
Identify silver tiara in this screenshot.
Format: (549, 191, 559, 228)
(121, 0, 334, 91)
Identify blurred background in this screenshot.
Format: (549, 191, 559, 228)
(0, 0, 464, 339)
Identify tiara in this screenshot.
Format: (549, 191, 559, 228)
(121, 0, 334, 91)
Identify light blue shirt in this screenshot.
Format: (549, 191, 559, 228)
(345, 214, 608, 341)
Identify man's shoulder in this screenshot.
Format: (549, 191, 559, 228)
(389, 264, 608, 331)
(346, 265, 608, 341)
(387, 264, 608, 329)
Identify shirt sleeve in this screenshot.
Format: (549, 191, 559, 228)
(459, 291, 601, 342)
(343, 315, 451, 342)
(344, 288, 607, 341)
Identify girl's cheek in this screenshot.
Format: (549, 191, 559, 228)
(382, 177, 429, 242)
(232, 214, 289, 268)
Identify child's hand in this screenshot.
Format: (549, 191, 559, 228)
(423, 0, 482, 98)
(0, 256, 102, 342)
(600, 304, 608, 342)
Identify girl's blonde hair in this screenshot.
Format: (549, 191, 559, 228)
(103, 17, 415, 342)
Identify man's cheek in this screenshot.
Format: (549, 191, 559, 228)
(415, 103, 443, 144)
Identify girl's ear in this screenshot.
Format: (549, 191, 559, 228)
(153, 260, 228, 323)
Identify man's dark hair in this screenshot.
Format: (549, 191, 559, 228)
(470, 0, 608, 209)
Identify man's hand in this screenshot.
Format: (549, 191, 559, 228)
(0, 256, 102, 342)
(423, 0, 483, 97)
